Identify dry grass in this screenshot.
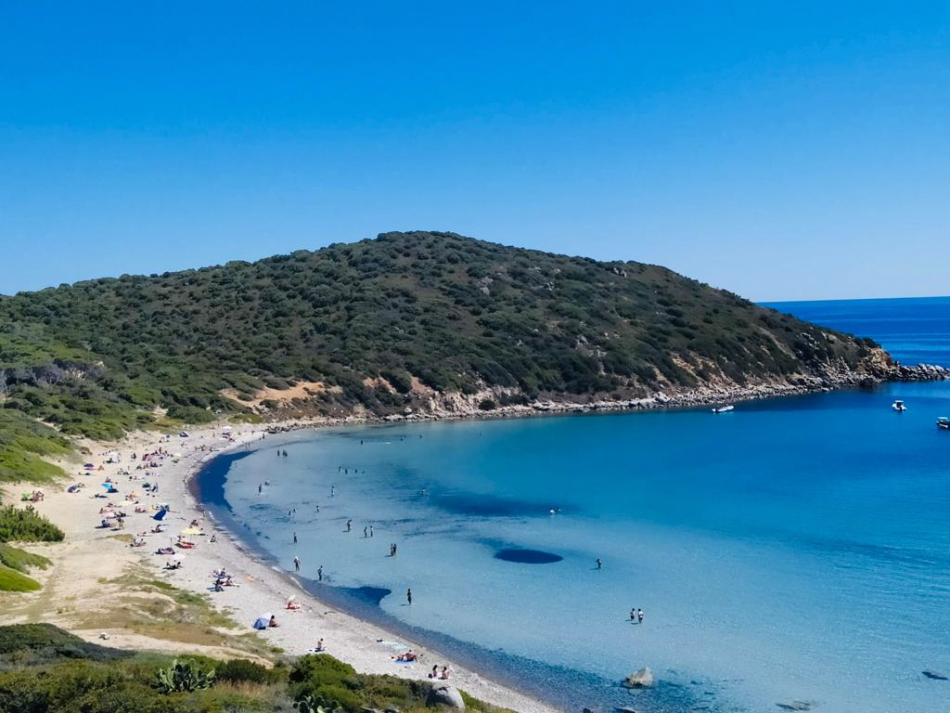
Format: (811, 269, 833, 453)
(72, 566, 281, 660)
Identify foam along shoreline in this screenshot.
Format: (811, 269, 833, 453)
(21, 423, 561, 713)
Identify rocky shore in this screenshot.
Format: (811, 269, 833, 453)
(285, 362, 950, 428)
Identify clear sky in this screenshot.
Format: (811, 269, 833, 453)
(1, 2, 948, 300)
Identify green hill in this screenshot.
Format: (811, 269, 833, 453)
(0, 231, 890, 467)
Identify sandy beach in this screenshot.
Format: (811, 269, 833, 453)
(2, 423, 559, 713)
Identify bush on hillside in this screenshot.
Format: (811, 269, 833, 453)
(0, 506, 64, 543)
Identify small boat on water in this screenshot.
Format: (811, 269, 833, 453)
(938, 417, 950, 430)
(711, 405, 734, 414)
(892, 400, 907, 412)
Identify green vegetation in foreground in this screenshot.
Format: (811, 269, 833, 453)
(0, 624, 514, 713)
(0, 566, 40, 592)
(0, 411, 69, 485)
(0, 505, 61, 592)
(0, 543, 50, 573)
(0, 505, 64, 543)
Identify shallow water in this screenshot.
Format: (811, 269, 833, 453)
(201, 298, 950, 712)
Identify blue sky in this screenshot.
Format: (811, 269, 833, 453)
(1, 2, 948, 300)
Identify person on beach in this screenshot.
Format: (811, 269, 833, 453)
(369, 525, 374, 537)
(269, 615, 279, 627)
(429, 665, 439, 678)
(363, 526, 368, 538)
(440, 666, 449, 680)
(317, 565, 323, 582)
(293, 532, 297, 544)
(294, 556, 300, 572)
(346, 519, 352, 532)
(638, 608, 644, 624)
(407, 588, 412, 605)
(331, 485, 335, 497)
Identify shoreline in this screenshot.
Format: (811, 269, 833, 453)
(192, 430, 633, 713)
(8, 422, 562, 713)
(5, 367, 947, 713)
(253, 361, 948, 429)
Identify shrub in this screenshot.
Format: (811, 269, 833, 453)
(478, 399, 496, 411)
(0, 506, 64, 543)
(155, 659, 216, 693)
(288, 655, 356, 687)
(0, 624, 130, 665)
(216, 658, 284, 685)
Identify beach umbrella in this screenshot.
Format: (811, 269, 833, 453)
(181, 527, 202, 536)
(84, 463, 95, 469)
(153, 509, 168, 521)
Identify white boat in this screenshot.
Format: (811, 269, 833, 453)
(892, 400, 907, 412)
(938, 417, 950, 430)
(711, 405, 734, 414)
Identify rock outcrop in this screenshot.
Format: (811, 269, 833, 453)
(426, 684, 466, 709)
(622, 668, 654, 688)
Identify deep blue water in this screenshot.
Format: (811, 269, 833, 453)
(766, 295, 950, 367)
(200, 297, 950, 713)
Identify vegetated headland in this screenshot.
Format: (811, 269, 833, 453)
(2, 231, 947, 713)
(2, 230, 944, 487)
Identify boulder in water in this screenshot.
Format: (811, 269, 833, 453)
(426, 684, 466, 709)
(623, 668, 654, 688)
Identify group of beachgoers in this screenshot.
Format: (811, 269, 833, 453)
(65, 429, 361, 669)
(428, 664, 451, 680)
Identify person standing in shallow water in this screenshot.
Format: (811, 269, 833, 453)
(596, 558, 602, 570)
(346, 519, 352, 532)
(293, 532, 297, 544)
(407, 588, 412, 605)
(293, 556, 300, 572)
(637, 608, 644, 624)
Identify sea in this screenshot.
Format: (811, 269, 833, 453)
(198, 296, 950, 713)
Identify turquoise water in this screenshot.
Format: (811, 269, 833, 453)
(201, 298, 950, 712)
